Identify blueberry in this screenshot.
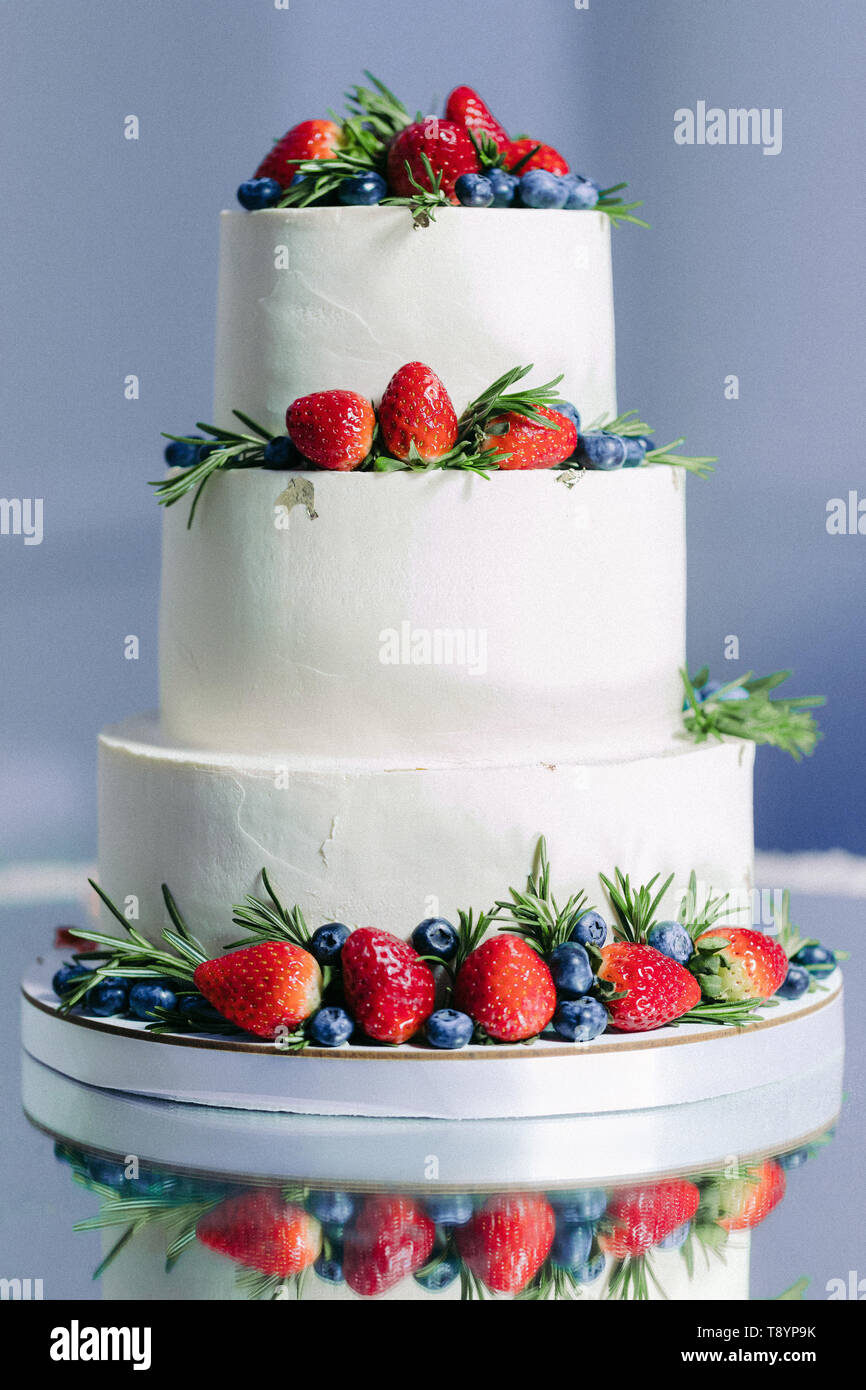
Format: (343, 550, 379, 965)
(309, 922, 350, 966)
(423, 1193, 474, 1227)
(552, 996, 608, 1043)
(338, 171, 387, 206)
(314, 1253, 344, 1284)
(306, 1190, 357, 1225)
(262, 435, 302, 470)
(128, 980, 178, 1021)
(576, 1251, 606, 1284)
(562, 175, 600, 210)
(635, 436, 655, 452)
(411, 917, 458, 961)
(776, 963, 810, 1000)
(178, 993, 225, 1026)
(569, 909, 607, 948)
(657, 1220, 691, 1250)
(792, 942, 837, 978)
(83, 977, 128, 1018)
(548, 941, 593, 998)
(164, 437, 203, 469)
(414, 1253, 461, 1292)
(551, 1221, 592, 1270)
(486, 167, 518, 207)
(553, 400, 581, 435)
(519, 169, 569, 210)
(52, 963, 93, 999)
(551, 1188, 607, 1224)
(237, 177, 283, 211)
(578, 432, 628, 470)
(308, 1006, 354, 1047)
(647, 920, 693, 965)
(455, 172, 494, 207)
(426, 1008, 474, 1050)
(195, 441, 222, 464)
(623, 437, 648, 468)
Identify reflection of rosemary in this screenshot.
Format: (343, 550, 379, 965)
(681, 667, 825, 759)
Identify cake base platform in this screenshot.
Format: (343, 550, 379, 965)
(21, 959, 844, 1120)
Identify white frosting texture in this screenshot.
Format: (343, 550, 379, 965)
(159, 466, 687, 762)
(213, 207, 617, 435)
(99, 717, 754, 957)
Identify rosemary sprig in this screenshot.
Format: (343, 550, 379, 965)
(493, 835, 592, 953)
(453, 908, 494, 970)
(679, 869, 746, 942)
(596, 183, 650, 229)
(151, 410, 275, 526)
(599, 867, 675, 945)
(681, 667, 825, 760)
(671, 997, 779, 1027)
(380, 155, 450, 227)
(225, 866, 313, 950)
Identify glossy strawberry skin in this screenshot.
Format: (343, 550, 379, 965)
(505, 138, 569, 176)
(378, 361, 459, 462)
(344, 1196, 436, 1296)
(445, 85, 509, 148)
(341, 928, 436, 1044)
(386, 119, 479, 202)
(286, 390, 375, 470)
(718, 1160, 786, 1231)
(600, 1179, 701, 1258)
(196, 1190, 322, 1276)
(254, 119, 342, 186)
(457, 1193, 555, 1294)
(193, 942, 322, 1039)
(482, 405, 578, 470)
(455, 934, 556, 1042)
(598, 942, 701, 1032)
(695, 927, 789, 1001)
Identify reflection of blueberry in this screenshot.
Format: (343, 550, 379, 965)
(776, 963, 810, 1000)
(308, 1006, 354, 1047)
(551, 1188, 607, 1224)
(657, 1221, 691, 1250)
(793, 943, 837, 978)
(83, 977, 128, 1017)
(309, 923, 350, 966)
(647, 921, 693, 965)
(412, 918, 458, 961)
(777, 1146, 810, 1171)
(52, 963, 93, 999)
(307, 1190, 357, 1225)
(414, 1253, 461, 1292)
(423, 1193, 474, 1227)
(548, 942, 593, 998)
(576, 1251, 606, 1284)
(426, 1009, 474, 1050)
(551, 1222, 592, 1270)
(553, 996, 607, 1042)
(314, 1253, 344, 1284)
(86, 1157, 128, 1188)
(570, 909, 607, 947)
(128, 981, 178, 1021)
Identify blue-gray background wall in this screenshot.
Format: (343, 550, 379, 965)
(1, 0, 863, 865)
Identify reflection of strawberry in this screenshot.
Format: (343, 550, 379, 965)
(600, 1180, 701, 1258)
(505, 138, 569, 176)
(693, 927, 789, 1002)
(378, 362, 459, 462)
(481, 406, 577, 471)
(197, 1191, 321, 1276)
(598, 943, 700, 1032)
(254, 119, 342, 187)
(286, 390, 375, 470)
(193, 942, 321, 1039)
(457, 1194, 555, 1294)
(344, 1196, 435, 1296)
(341, 928, 435, 1043)
(454, 935, 556, 1041)
(718, 1161, 786, 1231)
(386, 119, 479, 202)
(445, 86, 509, 148)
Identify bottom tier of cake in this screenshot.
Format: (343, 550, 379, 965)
(98, 717, 754, 953)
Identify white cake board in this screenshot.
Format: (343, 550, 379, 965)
(20, 958, 844, 1121)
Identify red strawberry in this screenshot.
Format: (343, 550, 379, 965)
(378, 362, 459, 462)
(454, 934, 556, 1041)
(600, 1179, 701, 1258)
(193, 941, 322, 1040)
(344, 1195, 436, 1296)
(505, 138, 569, 176)
(286, 390, 375, 470)
(481, 405, 578, 471)
(254, 119, 342, 187)
(598, 942, 701, 1032)
(386, 119, 479, 203)
(445, 85, 510, 149)
(693, 926, 789, 1001)
(456, 1194, 555, 1294)
(718, 1160, 786, 1231)
(341, 928, 435, 1043)
(196, 1190, 321, 1276)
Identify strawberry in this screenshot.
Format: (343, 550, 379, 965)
(196, 1190, 321, 1276)
(481, 405, 578, 471)
(286, 390, 375, 470)
(505, 137, 570, 176)
(378, 362, 459, 462)
(692, 927, 789, 1002)
(717, 1160, 786, 1231)
(456, 1194, 555, 1294)
(386, 119, 479, 203)
(341, 928, 435, 1043)
(597, 942, 701, 1032)
(454, 934, 556, 1041)
(600, 1179, 701, 1258)
(254, 119, 342, 187)
(193, 941, 322, 1040)
(344, 1195, 435, 1296)
(445, 85, 510, 149)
